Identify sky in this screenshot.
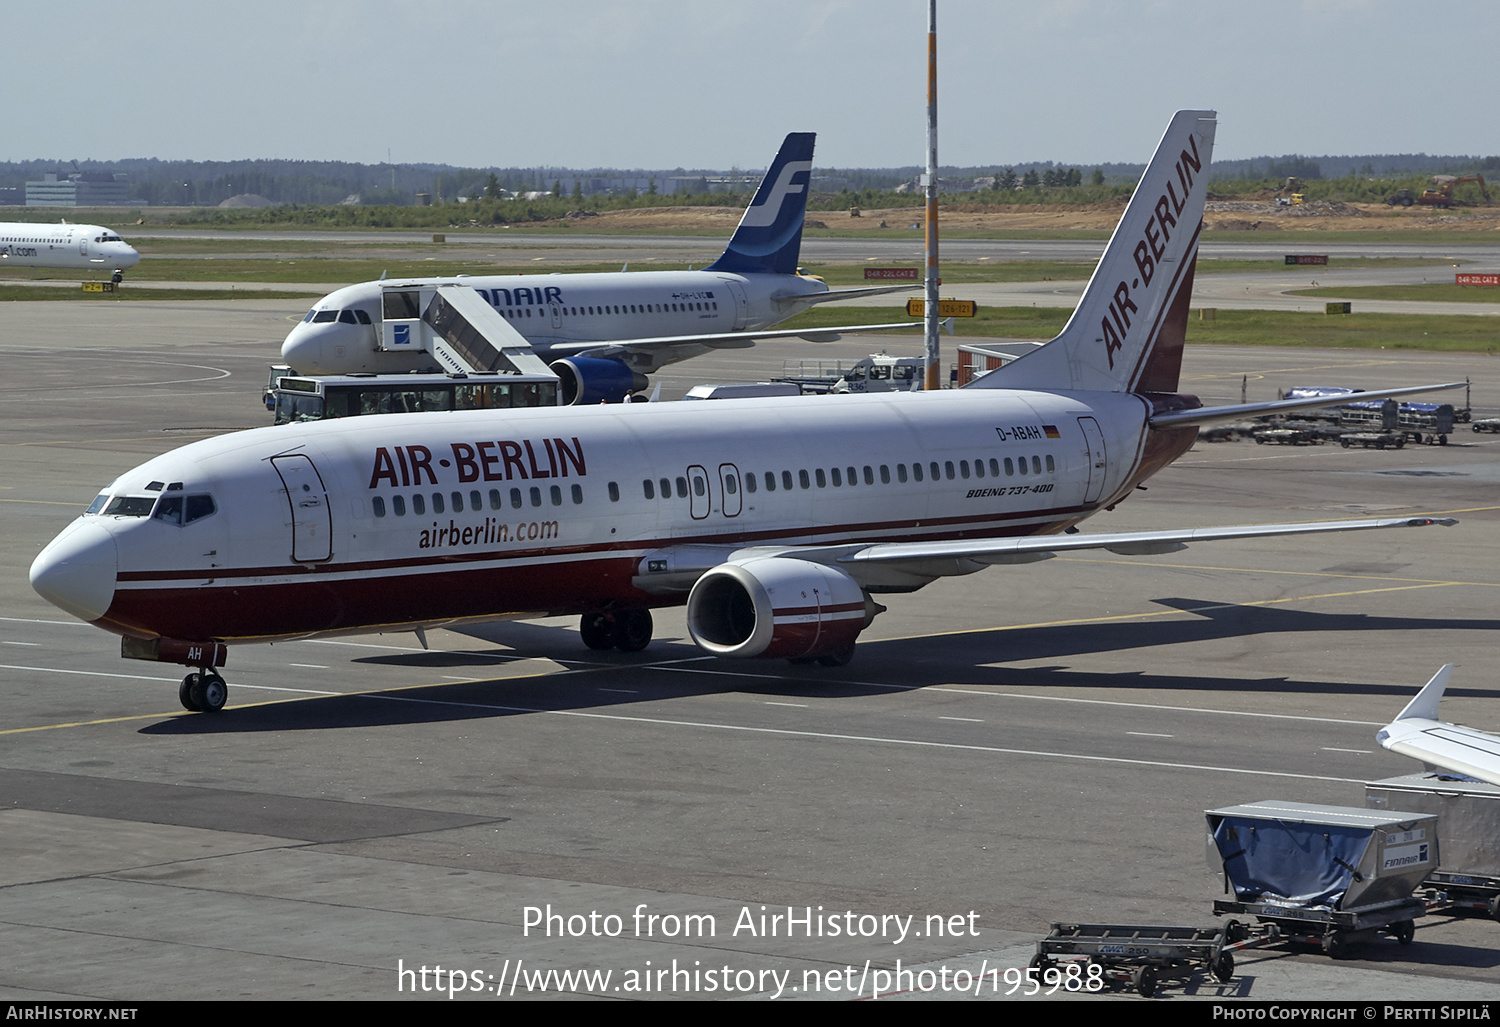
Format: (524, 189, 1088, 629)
(5, 0, 1496, 171)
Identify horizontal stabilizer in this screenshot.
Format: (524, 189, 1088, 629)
(1151, 382, 1468, 430)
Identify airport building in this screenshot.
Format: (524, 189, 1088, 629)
(25, 172, 134, 207)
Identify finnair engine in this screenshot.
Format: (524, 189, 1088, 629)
(685, 557, 883, 665)
(550, 357, 649, 405)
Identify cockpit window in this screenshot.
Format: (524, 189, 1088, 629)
(302, 309, 316, 323)
(103, 496, 155, 517)
(354, 309, 372, 325)
(150, 493, 215, 526)
(312, 310, 339, 323)
(338, 309, 357, 324)
(85, 493, 109, 515)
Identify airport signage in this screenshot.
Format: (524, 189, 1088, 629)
(1284, 255, 1329, 266)
(1456, 273, 1499, 286)
(865, 268, 920, 280)
(80, 281, 115, 293)
(906, 299, 977, 317)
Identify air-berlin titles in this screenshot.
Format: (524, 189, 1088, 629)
(1101, 133, 1202, 368)
(369, 437, 588, 489)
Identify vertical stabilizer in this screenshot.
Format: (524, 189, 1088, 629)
(971, 110, 1216, 393)
(705, 133, 815, 276)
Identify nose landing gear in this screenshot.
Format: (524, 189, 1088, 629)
(179, 670, 228, 712)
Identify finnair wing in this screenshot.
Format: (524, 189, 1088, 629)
(780, 284, 922, 305)
(546, 320, 922, 359)
(1151, 382, 1467, 430)
(1377, 666, 1500, 787)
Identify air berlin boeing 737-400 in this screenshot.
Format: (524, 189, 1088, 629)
(31, 111, 1460, 712)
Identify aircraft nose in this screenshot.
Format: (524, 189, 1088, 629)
(280, 323, 324, 372)
(30, 518, 118, 622)
(120, 245, 141, 268)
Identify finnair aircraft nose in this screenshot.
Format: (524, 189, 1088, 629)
(30, 519, 118, 622)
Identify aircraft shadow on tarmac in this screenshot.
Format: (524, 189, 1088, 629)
(141, 597, 1498, 734)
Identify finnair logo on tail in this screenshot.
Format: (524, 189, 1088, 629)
(739, 160, 812, 228)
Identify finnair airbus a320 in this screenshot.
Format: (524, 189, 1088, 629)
(279, 133, 915, 402)
(0, 221, 140, 275)
(31, 111, 1462, 713)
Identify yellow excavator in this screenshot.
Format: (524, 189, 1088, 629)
(1389, 174, 1491, 209)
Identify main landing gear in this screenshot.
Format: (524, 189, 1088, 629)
(580, 609, 653, 653)
(179, 670, 228, 712)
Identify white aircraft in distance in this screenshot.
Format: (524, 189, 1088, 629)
(1377, 666, 1500, 787)
(0, 221, 140, 277)
(31, 110, 1465, 713)
(279, 132, 919, 403)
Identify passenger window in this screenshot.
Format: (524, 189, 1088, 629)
(781, 470, 793, 490)
(989, 458, 1000, 477)
(530, 487, 542, 507)
(894, 464, 905, 483)
(744, 474, 755, 494)
(608, 482, 620, 502)
(692, 476, 705, 497)
(489, 489, 502, 510)
(1005, 458, 1014, 476)
(470, 490, 482, 510)
(1045, 455, 1055, 472)
(675, 477, 687, 498)
(660, 477, 671, 498)
(372, 496, 386, 518)
(849, 466, 859, 485)
(931, 462, 942, 481)
(959, 460, 969, 479)
(572, 484, 584, 504)
(816, 469, 827, 488)
(1018, 458, 1028, 476)
(414, 494, 426, 514)
(912, 463, 923, 482)
(764, 472, 775, 492)
(432, 493, 444, 514)
(830, 467, 841, 487)
(973, 460, 984, 479)
(799, 470, 811, 489)
(643, 479, 655, 500)
(510, 488, 523, 509)
(880, 465, 890, 484)
(550, 485, 562, 506)
(1033, 456, 1043, 474)
(450, 492, 463, 512)
(725, 475, 737, 495)
(393, 495, 407, 516)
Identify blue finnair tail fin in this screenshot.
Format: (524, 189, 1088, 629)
(705, 132, 815, 276)
(970, 110, 1217, 394)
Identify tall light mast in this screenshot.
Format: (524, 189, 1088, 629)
(923, 0, 941, 391)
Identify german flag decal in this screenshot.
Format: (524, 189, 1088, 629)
(1043, 425, 1061, 439)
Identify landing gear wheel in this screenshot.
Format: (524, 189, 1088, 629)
(614, 609, 653, 653)
(189, 672, 227, 713)
(580, 613, 615, 650)
(1394, 919, 1415, 946)
(179, 673, 202, 712)
(1132, 965, 1158, 997)
(1211, 950, 1235, 983)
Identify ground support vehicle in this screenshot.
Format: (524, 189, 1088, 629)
(1340, 432, 1407, 450)
(1207, 801, 1437, 959)
(1472, 418, 1500, 434)
(1031, 920, 1277, 997)
(1252, 427, 1325, 446)
(1340, 400, 1454, 445)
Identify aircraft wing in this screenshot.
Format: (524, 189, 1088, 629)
(1151, 382, 1468, 430)
(836, 516, 1457, 576)
(776, 284, 923, 305)
(1377, 665, 1500, 787)
(545, 320, 922, 359)
(635, 516, 1456, 596)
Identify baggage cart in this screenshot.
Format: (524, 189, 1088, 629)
(1367, 774, 1500, 921)
(1207, 800, 1438, 958)
(1032, 919, 1278, 997)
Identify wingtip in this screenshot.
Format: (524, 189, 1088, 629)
(1394, 664, 1455, 722)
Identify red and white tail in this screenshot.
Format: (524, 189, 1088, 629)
(971, 110, 1216, 395)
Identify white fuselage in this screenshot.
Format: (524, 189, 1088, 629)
(0, 222, 140, 271)
(31, 388, 1166, 644)
(280, 270, 829, 375)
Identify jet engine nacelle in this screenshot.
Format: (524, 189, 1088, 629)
(685, 557, 881, 662)
(550, 357, 649, 405)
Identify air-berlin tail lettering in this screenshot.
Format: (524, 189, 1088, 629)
(1102, 134, 1203, 369)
